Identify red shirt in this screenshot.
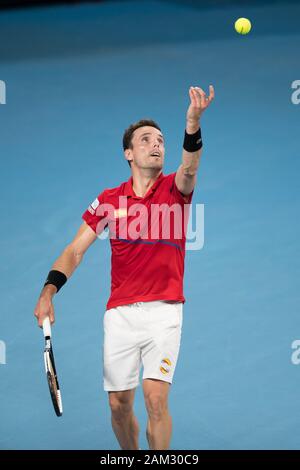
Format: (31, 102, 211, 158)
(82, 172, 194, 310)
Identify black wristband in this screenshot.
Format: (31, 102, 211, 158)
(183, 128, 202, 152)
(44, 270, 67, 293)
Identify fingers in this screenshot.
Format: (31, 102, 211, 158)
(34, 307, 43, 328)
(189, 85, 215, 106)
(195, 87, 207, 107)
(189, 87, 199, 107)
(189, 86, 202, 107)
(208, 84, 215, 102)
(37, 313, 54, 328)
(38, 314, 46, 328)
(34, 298, 55, 328)
(36, 313, 53, 328)
(50, 304, 55, 325)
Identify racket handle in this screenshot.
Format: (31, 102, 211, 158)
(42, 317, 52, 338)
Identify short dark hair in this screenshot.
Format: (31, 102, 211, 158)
(123, 119, 162, 167)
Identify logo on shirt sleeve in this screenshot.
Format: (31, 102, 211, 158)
(91, 198, 100, 210)
(88, 198, 100, 215)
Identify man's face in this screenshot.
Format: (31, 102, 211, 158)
(126, 126, 165, 170)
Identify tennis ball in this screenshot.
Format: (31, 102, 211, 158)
(235, 17, 251, 35)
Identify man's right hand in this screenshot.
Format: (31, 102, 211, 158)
(34, 285, 57, 328)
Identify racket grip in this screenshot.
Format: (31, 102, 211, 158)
(42, 317, 52, 338)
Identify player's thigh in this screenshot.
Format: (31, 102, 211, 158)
(142, 378, 171, 411)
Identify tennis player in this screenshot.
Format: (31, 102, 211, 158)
(34, 85, 214, 450)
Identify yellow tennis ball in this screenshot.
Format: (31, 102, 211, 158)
(235, 17, 251, 35)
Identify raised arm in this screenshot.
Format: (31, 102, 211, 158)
(175, 85, 214, 195)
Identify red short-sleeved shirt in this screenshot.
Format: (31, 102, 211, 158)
(82, 172, 194, 310)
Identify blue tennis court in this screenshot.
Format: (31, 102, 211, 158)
(0, 0, 299, 450)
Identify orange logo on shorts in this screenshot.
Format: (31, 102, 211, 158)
(160, 358, 172, 375)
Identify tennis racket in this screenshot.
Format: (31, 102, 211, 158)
(43, 317, 63, 417)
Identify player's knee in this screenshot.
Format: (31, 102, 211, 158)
(108, 393, 134, 421)
(145, 393, 168, 421)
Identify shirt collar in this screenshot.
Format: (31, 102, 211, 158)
(124, 172, 164, 199)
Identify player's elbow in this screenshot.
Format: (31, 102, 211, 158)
(65, 244, 84, 267)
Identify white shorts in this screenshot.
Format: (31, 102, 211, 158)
(103, 300, 183, 392)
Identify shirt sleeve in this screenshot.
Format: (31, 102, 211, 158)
(169, 172, 194, 205)
(82, 190, 108, 234)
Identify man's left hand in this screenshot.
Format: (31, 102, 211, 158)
(186, 85, 215, 123)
